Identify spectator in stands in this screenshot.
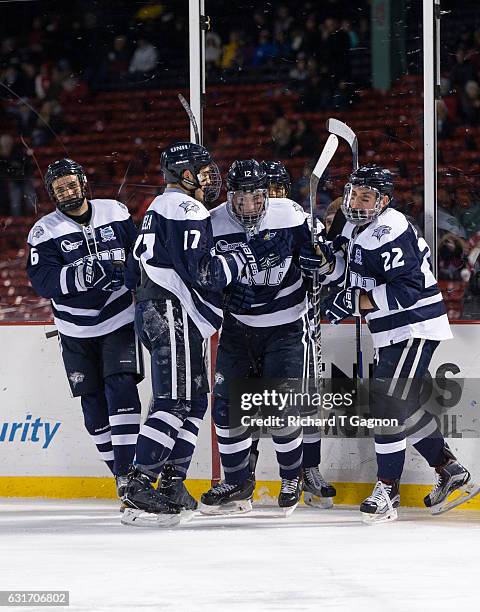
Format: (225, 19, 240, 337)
(437, 99, 455, 139)
(455, 186, 480, 238)
(459, 80, 480, 125)
(274, 5, 294, 38)
(8, 99, 36, 136)
(450, 47, 476, 93)
(291, 159, 332, 215)
(321, 17, 351, 84)
(34, 62, 52, 100)
(405, 187, 425, 231)
(297, 58, 331, 111)
(0, 134, 35, 216)
(251, 30, 279, 67)
(221, 30, 243, 70)
(438, 186, 467, 239)
(296, 14, 320, 58)
(438, 232, 469, 281)
(289, 52, 308, 83)
(31, 100, 65, 146)
(205, 31, 222, 74)
(59, 74, 88, 107)
(129, 38, 158, 78)
(106, 35, 130, 82)
(135, 1, 164, 22)
(341, 19, 359, 49)
(270, 116, 293, 157)
(273, 30, 291, 62)
(290, 119, 316, 157)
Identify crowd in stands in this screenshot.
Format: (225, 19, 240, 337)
(1, 1, 480, 317)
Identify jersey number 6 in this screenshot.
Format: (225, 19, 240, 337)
(30, 247, 39, 265)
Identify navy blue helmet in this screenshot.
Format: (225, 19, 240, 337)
(44, 158, 88, 213)
(342, 165, 394, 226)
(160, 142, 221, 204)
(226, 160, 268, 230)
(261, 160, 291, 196)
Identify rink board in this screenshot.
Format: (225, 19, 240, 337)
(1, 322, 480, 508)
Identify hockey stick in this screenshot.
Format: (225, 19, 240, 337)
(327, 118, 363, 379)
(310, 134, 339, 392)
(178, 93, 200, 145)
(326, 118, 359, 171)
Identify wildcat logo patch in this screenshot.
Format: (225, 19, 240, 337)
(372, 225, 392, 241)
(180, 201, 199, 214)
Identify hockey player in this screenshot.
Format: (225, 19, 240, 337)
(200, 159, 317, 516)
(300, 164, 479, 522)
(122, 143, 289, 527)
(258, 160, 336, 508)
(26, 158, 143, 504)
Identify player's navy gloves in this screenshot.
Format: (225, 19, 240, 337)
(77, 258, 125, 292)
(223, 282, 255, 314)
(299, 242, 335, 278)
(323, 287, 362, 325)
(238, 231, 291, 275)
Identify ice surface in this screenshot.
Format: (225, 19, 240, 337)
(1, 499, 480, 612)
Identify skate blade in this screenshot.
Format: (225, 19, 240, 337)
(121, 507, 186, 528)
(361, 508, 398, 524)
(281, 502, 299, 518)
(198, 499, 253, 516)
(431, 482, 480, 515)
(304, 492, 334, 509)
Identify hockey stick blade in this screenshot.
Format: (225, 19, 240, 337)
(327, 118, 359, 171)
(309, 133, 338, 236)
(178, 93, 200, 145)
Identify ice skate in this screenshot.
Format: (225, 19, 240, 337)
(121, 467, 191, 527)
(278, 475, 302, 517)
(425, 459, 480, 515)
(199, 478, 255, 515)
(303, 467, 336, 509)
(158, 464, 198, 511)
(116, 475, 129, 513)
(360, 480, 400, 524)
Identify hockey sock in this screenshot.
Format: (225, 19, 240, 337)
(271, 425, 303, 479)
(104, 373, 141, 476)
(302, 431, 322, 468)
(166, 396, 207, 478)
(375, 432, 406, 481)
(134, 398, 190, 478)
(404, 408, 446, 467)
(81, 391, 114, 474)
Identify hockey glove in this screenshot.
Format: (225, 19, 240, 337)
(323, 287, 362, 325)
(247, 231, 291, 271)
(76, 258, 125, 292)
(299, 242, 335, 278)
(223, 282, 255, 314)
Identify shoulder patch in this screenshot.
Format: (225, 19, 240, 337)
(117, 201, 128, 212)
(179, 200, 200, 214)
(32, 225, 45, 239)
(372, 225, 392, 241)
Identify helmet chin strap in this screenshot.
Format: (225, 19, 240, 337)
(179, 170, 203, 194)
